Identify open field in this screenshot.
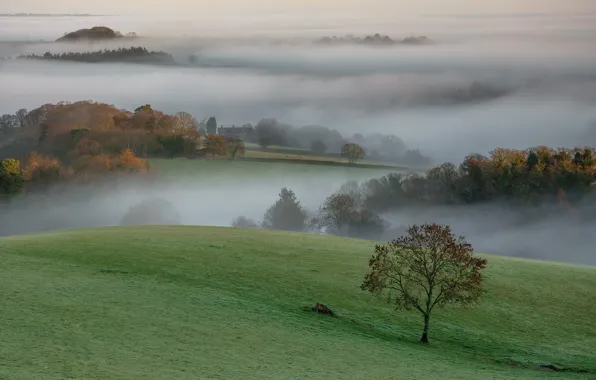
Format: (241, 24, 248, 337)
(242, 144, 404, 167)
(242, 149, 401, 167)
(244, 142, 309, 152)
(1, 226, 594, 379)
(149, 158, 402, 181)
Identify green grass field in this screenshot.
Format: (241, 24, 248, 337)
(1, 226, 594, 379)
(149, 158, 400, 182)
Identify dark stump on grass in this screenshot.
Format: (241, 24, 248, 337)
(305, 303, 336, 317)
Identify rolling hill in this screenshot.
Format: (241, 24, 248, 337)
(0, 226, 594, 379)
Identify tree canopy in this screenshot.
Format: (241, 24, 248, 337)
(361, 223, 487, 344)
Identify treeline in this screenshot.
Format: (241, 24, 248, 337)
(237, 145, 596, 239)
(0, 102, 199, 196)
(17, 47, 175, 65)
(244, 118, 430, 166)
(315, 34, 434, 46)
(0, 101, 257, 197)
(1, 102, 430, 168)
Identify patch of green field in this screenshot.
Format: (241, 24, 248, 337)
(1, 226, 594, 379)
(149, 158, 399, 182)
(244, 149, 341, 161)
(242, 145, 396, 167)
(244, 142, 308, 152)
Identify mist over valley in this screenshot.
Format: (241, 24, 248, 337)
(2, 12, 596, 265)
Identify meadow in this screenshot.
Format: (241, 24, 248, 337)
(149, 157, 402, 181)
(1, 226, 594, 379)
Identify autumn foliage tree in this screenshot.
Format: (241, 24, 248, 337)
(361, 223, 487, 344)
(22, 153, 66, 186)
(113, 148, 147, 172)
(202, 134, 227, 159)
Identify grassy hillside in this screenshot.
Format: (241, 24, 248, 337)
(149, 158, 400, 181)
(1, 226, 595, 379)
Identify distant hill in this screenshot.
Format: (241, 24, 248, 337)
(315, 34, 435, 46)
(18, 46, 175, 66)
(56, 26, 135, 42)
(0, 13, 107, 17)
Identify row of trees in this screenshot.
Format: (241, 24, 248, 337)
(16, 47, 175, 65)
(0, 102, 255, 198)
(234, 144, 596, 241)
(232, 187, 388, 240)
(0, 102, 245, 163)
(243, 118, 430, 166)
(1, 101, 431, 167)
(0, 148, 147, 197)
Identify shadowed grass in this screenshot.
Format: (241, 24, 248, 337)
(0, 226, 594, 379)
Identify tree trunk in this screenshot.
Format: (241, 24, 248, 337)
(420, 314, 430, 344)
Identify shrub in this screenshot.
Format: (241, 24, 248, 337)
(231, 216, 259, 229)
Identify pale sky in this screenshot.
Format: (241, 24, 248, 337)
(3, 0, 596, 15)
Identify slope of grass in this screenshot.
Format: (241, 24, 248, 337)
(149, 158, 399, 181)
(1, 226, 595, 379)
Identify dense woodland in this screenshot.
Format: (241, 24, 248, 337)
(17, 46, 175, 65)
(2, 100, 595, 241)
(315, 34, 434, 45)
(0, 100, 430, 197)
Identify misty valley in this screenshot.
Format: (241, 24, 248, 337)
(2, 21, 596, 265)
(1, 10, 596, 379)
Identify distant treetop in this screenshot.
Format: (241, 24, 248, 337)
(315, 34, 434, 46)
(56, 26, 137, 42)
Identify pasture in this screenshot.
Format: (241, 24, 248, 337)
(0, 226, 594, 379)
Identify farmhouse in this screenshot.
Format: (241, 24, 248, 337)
(217, 125, 254, 139)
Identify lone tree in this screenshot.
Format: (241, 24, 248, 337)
(262, 188, 307, 232)
(342, 143, 365, 164)
(226, 138, 246, 160)
(202, 134, 227, 159)
(361, 223, 487, 344)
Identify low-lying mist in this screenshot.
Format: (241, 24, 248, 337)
(2, 41, 596, 163)
(0, 171, 379, 236)
(382, 204, 596, 266)
(2, 12, 596, 266)
(2, 173, 595, 266)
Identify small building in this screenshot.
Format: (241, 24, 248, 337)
(217, 124, 254, 140)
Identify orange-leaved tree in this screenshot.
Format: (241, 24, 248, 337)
(113, 148, 147, 172)
(202, 134, 227, 160)
(361, 223, 487, 344)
